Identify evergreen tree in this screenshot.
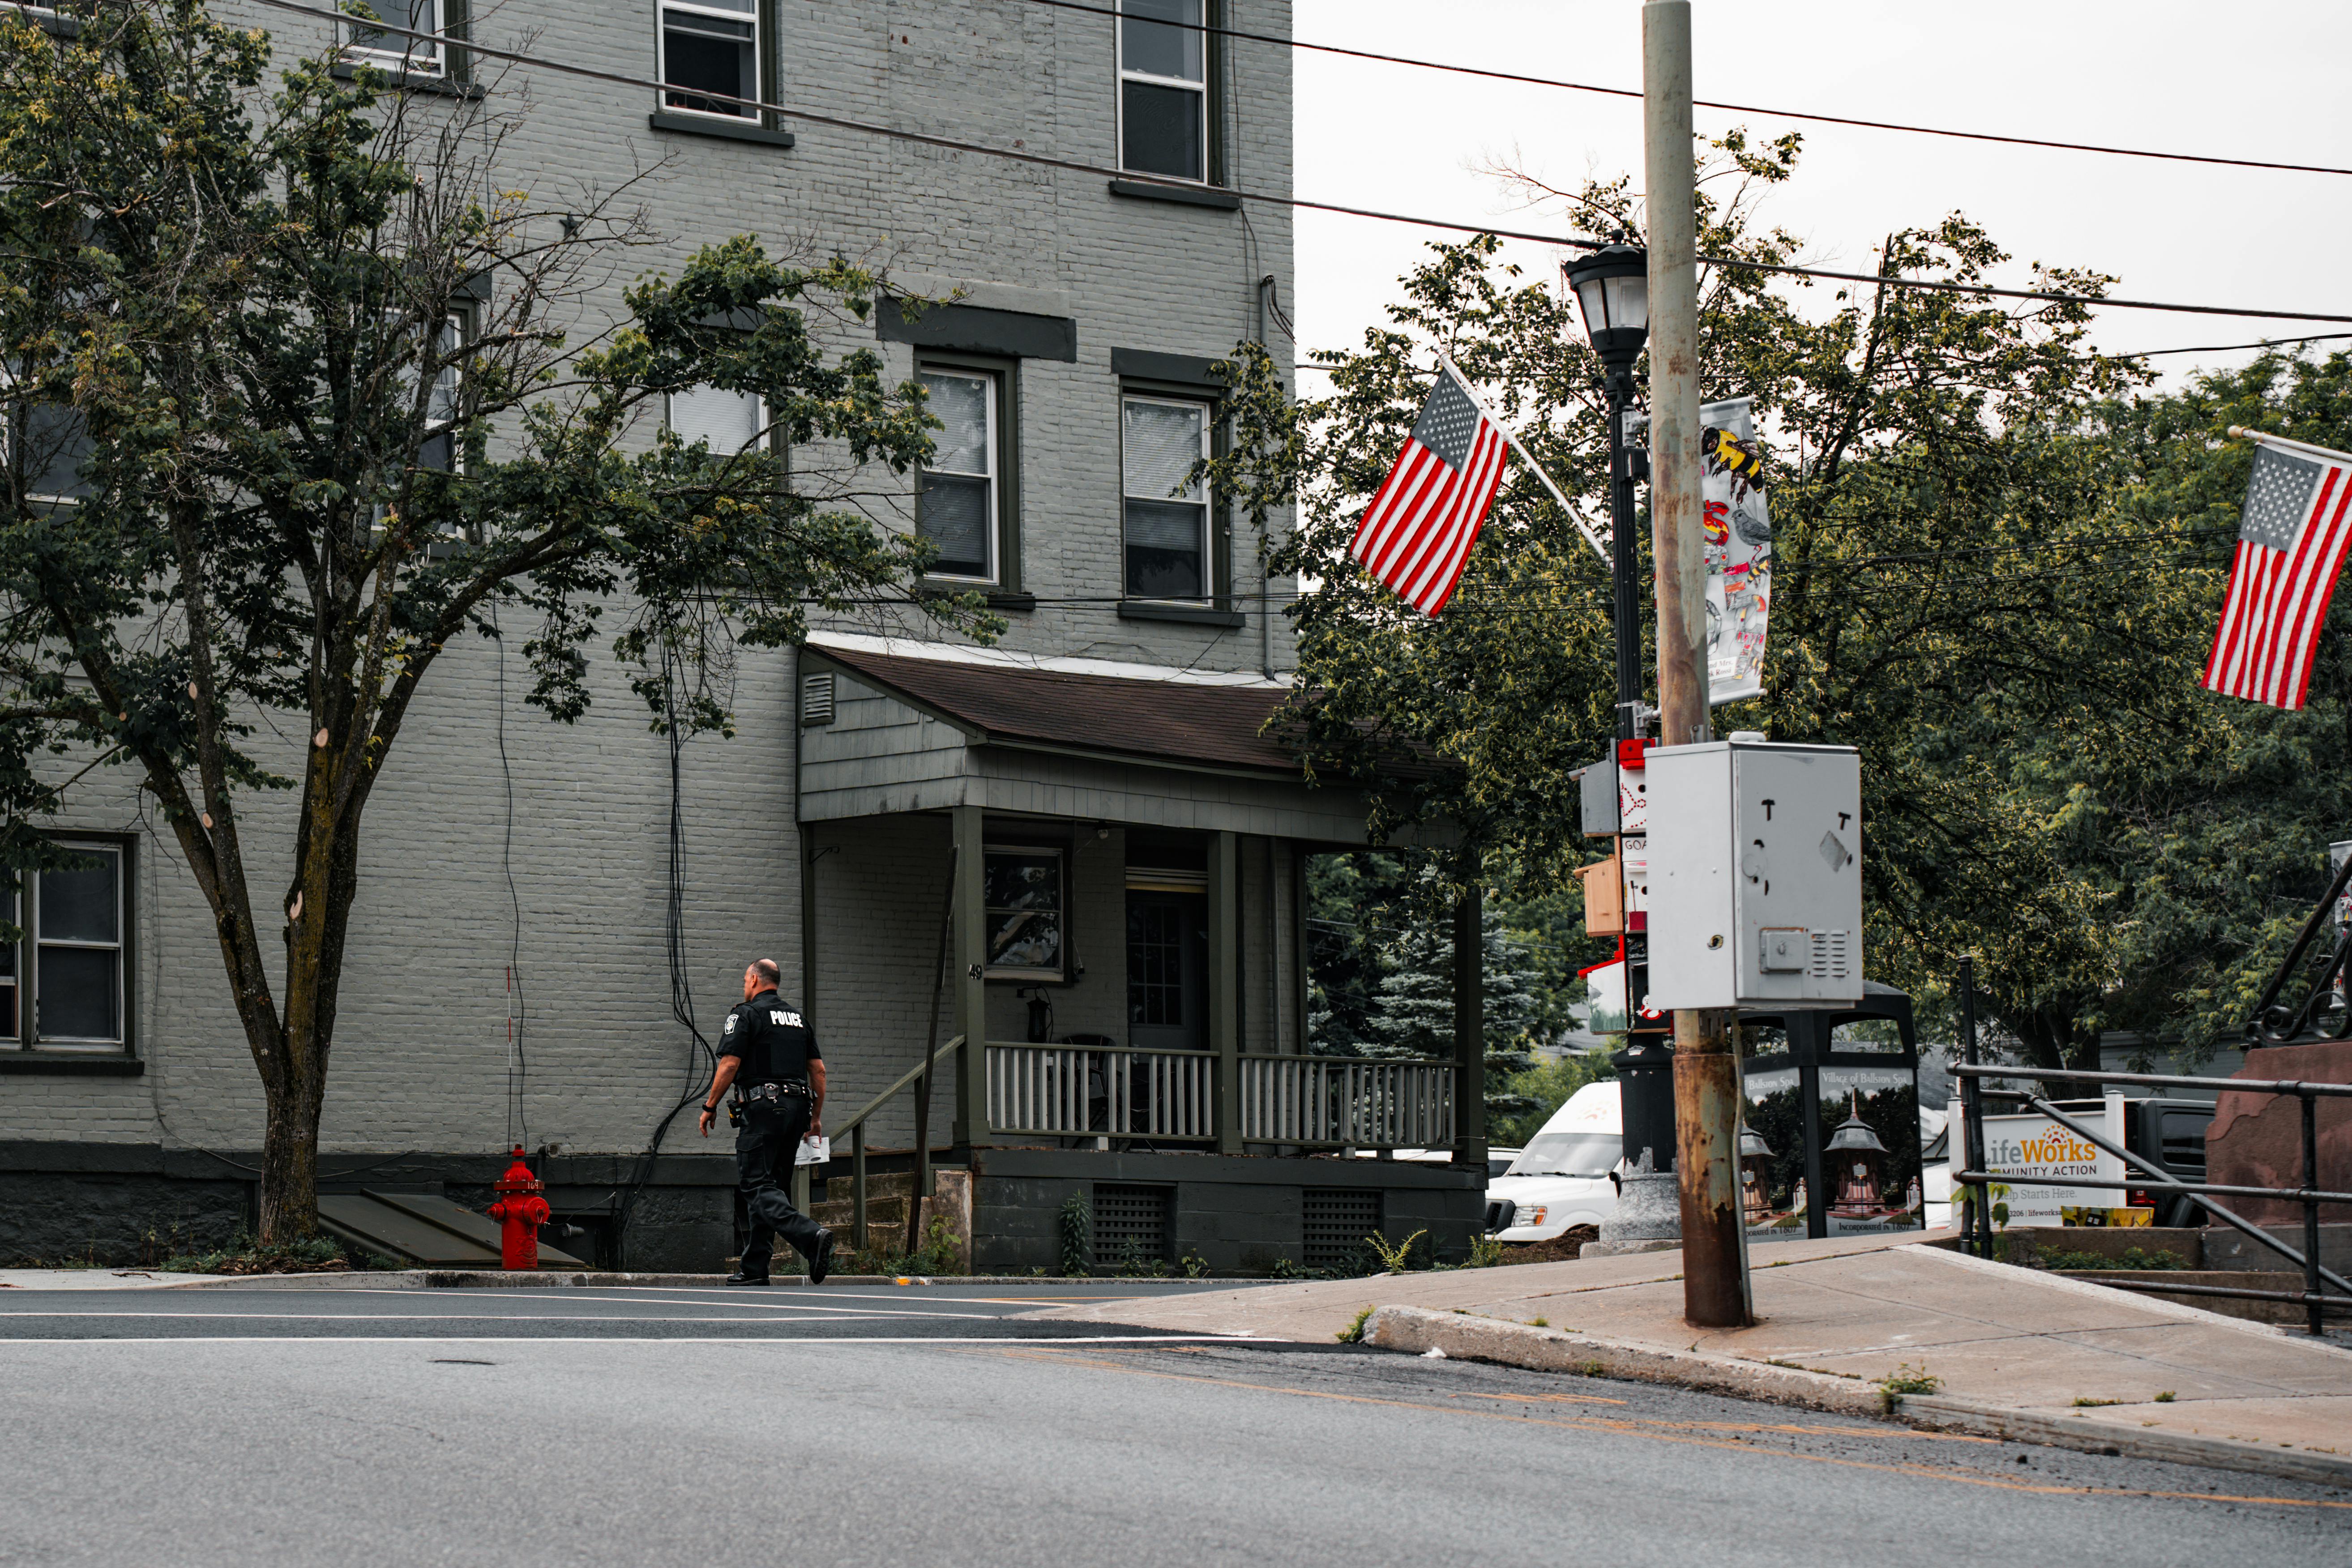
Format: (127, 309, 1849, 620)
(1362, 880, 1543, 1120)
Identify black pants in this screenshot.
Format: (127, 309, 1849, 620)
(735, 1097, 828, 1276)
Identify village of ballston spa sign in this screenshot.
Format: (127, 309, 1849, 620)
(1971, 1089, 2138, 1228)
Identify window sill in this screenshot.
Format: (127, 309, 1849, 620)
(1108, 178, 1242, 211)
(649, 111, 796, 149)
(330, 61, 484, 100)
(985, 591, 1037, 612)
(1118, 599, 1245, 629)
(0, 1054, 143, 1077)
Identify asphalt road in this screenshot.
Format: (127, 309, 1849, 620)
(1, 1281, 2345, 1566)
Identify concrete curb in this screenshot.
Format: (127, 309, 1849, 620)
(1362, 1304, 2352, 1491)
(160, 1270, 1213, 1291)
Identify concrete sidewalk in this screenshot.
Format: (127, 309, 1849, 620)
(0, 1269, 233, 1290)
(1030, 1230, 2352, 1487)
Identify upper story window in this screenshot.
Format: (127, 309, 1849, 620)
(660, 0, 760, 119)
(917, 368, 999, 584)
(1118, 0, 1208, 182)
(4, 397, 94, 504)
(345, 0, 445, 77)
(667, 382, 766, 457)
(1121, 395, 1211, 600)
(419, 307, 468, 475)
(2, 839, 128, 1052)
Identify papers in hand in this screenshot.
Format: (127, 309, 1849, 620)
(795, 1135, 830, 1166)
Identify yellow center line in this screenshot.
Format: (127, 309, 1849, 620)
(971, 1347, 2351, 1512)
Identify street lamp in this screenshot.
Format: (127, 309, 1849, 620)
(1563, 243, 1649, 742)
(1565, 242, 1675, 1205)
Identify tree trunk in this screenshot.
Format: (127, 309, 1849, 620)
(257, 1063, 326, 1242)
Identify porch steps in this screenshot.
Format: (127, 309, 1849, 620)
(802, 1168, 970, 1269)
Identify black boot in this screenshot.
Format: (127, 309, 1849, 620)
(807, 1230, 836, 1286)
(723, 1269, 770, 1286)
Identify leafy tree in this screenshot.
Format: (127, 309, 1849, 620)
(0, 3, 973, 1236)
(1206, 131, 2304, 1078)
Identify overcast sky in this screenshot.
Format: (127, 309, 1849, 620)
(1287, 0, 2350, 391)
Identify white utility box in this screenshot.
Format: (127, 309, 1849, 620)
(1644, 740, 1862, 1009)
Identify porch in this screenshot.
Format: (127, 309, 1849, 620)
(795, 637, 1488, 1270)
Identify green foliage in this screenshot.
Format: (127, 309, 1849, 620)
(1210, 127, 2339, 1073)
(1466, 1235, 1507, 1269)
(0, 3, 976, 1236)
(1057, 1192, 1092, 1277)
(2036, 1245, 2187, 1272)
(157, 1233, 387, 1274)
(1269, 1256, 1312, 1279)
(1365, 1228, 1429, 1273)
(1336, 1305, 1375, 1344)
(1878, 1362, 1943, 1410)
(842, 1216, 961, 1278)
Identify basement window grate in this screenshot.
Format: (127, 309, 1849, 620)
(1092, 1183, 1172, 1269)
(800, 671, 835, 726)
(1302, 1188, 1381, 1273)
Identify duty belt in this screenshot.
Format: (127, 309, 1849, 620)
(735, 1080, 809, 1104)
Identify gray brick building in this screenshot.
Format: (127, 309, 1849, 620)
(0, 0, 1482, 1272)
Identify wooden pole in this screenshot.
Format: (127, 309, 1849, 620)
(908, 844, 956, 1259)
(1646, 0, 1750, 1329)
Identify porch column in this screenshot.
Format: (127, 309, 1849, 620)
(1454, 876, 1488, 1167)
(1209, 829, 1241, 1153)
(952, 804, 991, 1147)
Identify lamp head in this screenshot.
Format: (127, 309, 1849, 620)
(1565, 243, 1649, 370)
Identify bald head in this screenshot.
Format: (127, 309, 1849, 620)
(742, 958, 781, 1001)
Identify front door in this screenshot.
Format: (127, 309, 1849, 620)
(1126, 890, 1208, 1050)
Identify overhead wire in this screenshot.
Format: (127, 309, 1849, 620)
(1015, 0, 2352, 180)
(242, 0, 2352, 326)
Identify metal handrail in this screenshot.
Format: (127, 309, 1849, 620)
(1951, 1059, 2349, 1333)
(832, 1035, 962, 1255)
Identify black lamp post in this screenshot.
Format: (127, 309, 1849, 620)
(1566, 242, 1675, 1185)
(1564, 243, 1650, 742)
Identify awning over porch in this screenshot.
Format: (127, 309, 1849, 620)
(796, 637, 1403, 844)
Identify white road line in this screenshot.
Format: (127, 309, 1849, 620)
(0, 1311, 997, 1322)
(355, 1289, 1007, 1319)
(0, 1334, 1249, 1345)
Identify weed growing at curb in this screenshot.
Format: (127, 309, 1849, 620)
(2155, 1390, 2177, 1402)
(1529, 1316, 1549, 1328)
(1877, 1363, 1942, 1411)
(1336, 1306, 1374, 1344)
(2072, 1397, 2123, 1408)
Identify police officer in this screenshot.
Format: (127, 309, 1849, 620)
(698, 958, 836, 1285)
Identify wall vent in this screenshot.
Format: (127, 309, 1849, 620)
(800, 671, 835, 727)
(1302, 1188, 1382, 1273)
(1092, 1183, 1173, 1269)
(1808, 929, 1852, 980)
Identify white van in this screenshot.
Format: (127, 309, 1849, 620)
(1486, 1081, 1623, 1242)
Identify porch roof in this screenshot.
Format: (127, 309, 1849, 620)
(812, 644, 1304, 777)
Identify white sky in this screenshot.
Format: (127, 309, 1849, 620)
(1289, 0, 2352, 390)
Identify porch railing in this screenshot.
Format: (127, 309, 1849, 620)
(1237, 1056, 1456, 1149)
(986, 1041, 1217, 1141)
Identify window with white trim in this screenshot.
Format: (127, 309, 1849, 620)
(419, 307, 468, 475)
(1121, 395, 1211, 600)
(917, 368, 998, 583)
(659, 0, 759, 119)
(345, 0, 444, 77)
(667, 382, 766, 457)
(1117, 0, 1207, 182)
(1, 841, 128, 1051)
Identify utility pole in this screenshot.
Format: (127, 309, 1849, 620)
(1643, 0, 1750, 1328)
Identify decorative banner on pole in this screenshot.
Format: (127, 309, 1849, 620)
(1700, 396, 1772, 705)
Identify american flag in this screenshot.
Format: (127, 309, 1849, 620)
(1348, 364, 1511, 615)
(2205, 436, 2352, 709)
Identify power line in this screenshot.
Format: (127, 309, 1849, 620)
(1019, 0, 2352, 180)
(2114, 332, 2352, 359)
(242, 0, 2352, 327)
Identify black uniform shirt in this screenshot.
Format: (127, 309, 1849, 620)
(718, 988, 821, 1087)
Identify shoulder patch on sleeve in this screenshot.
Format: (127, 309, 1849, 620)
(723, 1013, 736, 1034)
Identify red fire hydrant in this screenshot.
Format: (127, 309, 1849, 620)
(487, 1147, 550, 1271)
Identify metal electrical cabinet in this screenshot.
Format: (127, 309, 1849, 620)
(1644, 740, 1863, 1009)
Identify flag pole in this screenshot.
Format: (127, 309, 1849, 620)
(1435, 350, 1612, 564)
(2228, 425, 2352, 465)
